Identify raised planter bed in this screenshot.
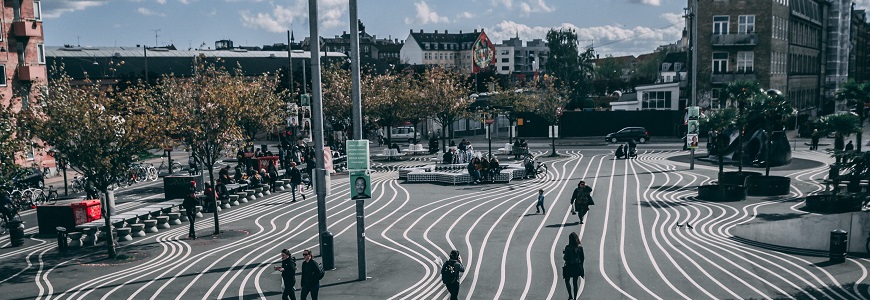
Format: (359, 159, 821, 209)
(744, 175, 791, 196)
(697, 184, 747, 202)
(718, 171, 762, 186)
(804, 192, 863, 213)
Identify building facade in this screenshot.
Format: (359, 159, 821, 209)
(400, 29, 496, 73)
(494, 37, 548, 74)
(849, 9, 870, 83)
(2, 0, 47, 167)
(694, 0, 828, 117)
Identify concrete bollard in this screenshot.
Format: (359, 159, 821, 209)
(229, 194, 240, 206)
(262, 185, 271, 196)
(194, 206, 203, 218)
(243, 190, 254, 202)
(129, 223, 146, 237)
(81, 228, 97, 246)
(143, 219, 159, 233)
(67, 232, 83, 248)
(254, 187, 264, 198)
(155, 216, 171, 229)
(167, 212, 182, 225)
(116, 227, 133, 242)
(220, 197, 231, 209)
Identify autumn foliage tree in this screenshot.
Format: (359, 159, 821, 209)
(526, 75, 569, 156)
(422, 67, 471, 152)
(32, 65, 164, 258)
(0, 101, 32, 192)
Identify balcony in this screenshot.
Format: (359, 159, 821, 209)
(18, 65, 45, 81)
(711, 72, 756, 84)
(12, 20, 42, 37)
(711, 33, 757, 46)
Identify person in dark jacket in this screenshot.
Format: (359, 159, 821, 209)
(289, 162, 305, 202)
(268, 162, 279, 192)
(203, 182, 217, 213)
(300, 249, 322, 300)
(276, 248, 297, 300)
(216, 181, 229, 202)
(443, 249, 465, 300)
(811, 129, 820, 150)
(233, 165, 245, 184)
(182, 181, 199, 239)
(562, 232, 585, 300)
(570, 181, 594, 224)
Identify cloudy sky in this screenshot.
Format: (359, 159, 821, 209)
(44, 0, 870, 56)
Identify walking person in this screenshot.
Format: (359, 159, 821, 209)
(570, 181, 595, 224)
(289, 162, 305, 202)
(441, 250, 465, 300)
(562, 232, 585, 300)
(811, 129, 820, 150)
(536, 189, 546, 214)
(268, 162, 279, 192)
(300, 249, 323, 300)
(276, 249, 297, 300)
(182, 181, 199, 239)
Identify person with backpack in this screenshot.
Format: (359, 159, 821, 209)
(182, 181, 199, 239)
(300, 249, 323, 300)
(289, 162, 305, 202)
(570, 181, 595, 224)
(562, 232, 585, 300)
(276, 248, 297, 300)
(441, 249, 465, 300)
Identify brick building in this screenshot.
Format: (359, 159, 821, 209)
(2, 0, 48, 168)
(694, 0, 828, 117)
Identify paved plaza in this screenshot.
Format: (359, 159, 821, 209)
(0, 144, 866, 300)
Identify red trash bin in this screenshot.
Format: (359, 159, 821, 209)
(71, 200, 101, 225)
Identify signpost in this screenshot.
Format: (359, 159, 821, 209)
(687, 106, 700, 169)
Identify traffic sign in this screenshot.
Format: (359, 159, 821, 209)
(346, 140, 370, 170)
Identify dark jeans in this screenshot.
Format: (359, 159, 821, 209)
(186, 213, 196, 237)
(300, 284, 318, 300)
(577, 207, 589, 223)
(282, 278, 296, 300)
(536, 199, 545, 213)
(446, 282, 460, 300)
(291, 183, 300, 201)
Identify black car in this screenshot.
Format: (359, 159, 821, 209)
(605, 127, 650, 144)
(12, 167, 44, 189)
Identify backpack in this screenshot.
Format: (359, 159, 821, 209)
(441, 261, 458, 284)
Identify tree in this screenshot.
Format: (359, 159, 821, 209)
(156, 58, 251, 235)
(837, 80, 870, 151)
(321, 62, 352, 129)
(422, 67, 471, 152)
(32, 66, 164, 258)
(489, 81, 535, 143)
(701, 107, 738, 174)
(528, 75, 569, 157)
(365, 73, 411, 144)
(0, 101, 32, 192)
(237, 70, 287, 144)
(821, 112, 861, 164)
(726, 80, 763, 172)
(744, 90, 794, 175)
(544, 29, 595, 106)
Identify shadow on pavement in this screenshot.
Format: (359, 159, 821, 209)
(545, 222, 579, 228)
(743, 282, 869, 299)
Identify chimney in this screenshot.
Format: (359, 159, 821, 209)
(474, 29, 478, 33)
(410, 29, 413, 33)
(343, 31, 347, 35)
(445, 30, 448, 34)
(420, 29, 424, 33)
(435, 30, 438, 34)
(459, 30, 462, 34)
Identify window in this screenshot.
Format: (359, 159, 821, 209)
(501, 50, 509, 55)
(661, 63, 671, 71)
(641, 91, 672, 110)
(0, 65, 5, 86)
(501, 66, 510, 71)
(501, 58, 509, 63)
(712, 52, 728, 73)
(674, 63, 682, 71)
(37, 44, 45, 64)
(738, 15, 755, 33)
(713, 16, 729, 34)
(737, 51, 753, 73)
(33, 1, 41, 21)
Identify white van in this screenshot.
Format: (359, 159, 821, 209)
(390, 126, 418, 144)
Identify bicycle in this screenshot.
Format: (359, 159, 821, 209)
(71, 176, 86, 194)
(145, 163, 158, 181)
(32, 186, 59, 205)
(157, 157, 183, 174)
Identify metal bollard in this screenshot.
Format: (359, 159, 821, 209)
(321, 231, 334, 270)
(830, 229, 848, 263)
(8, 220, 24, 247)
(56, 226, 69, 252)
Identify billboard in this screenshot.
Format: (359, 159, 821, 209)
(472, 31, 496, 74)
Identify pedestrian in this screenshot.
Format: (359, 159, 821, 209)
(276, 249, 297, 300)
(536, 189, 546, 214)
(570, 181, 595, 224)
(182, 181, 199, 239)
(846, 140, 854, 151)
(204, 182, 217, 213)
(268, 162, 279, 192)
(811, 129, 820, 150)
(289, 162, 305, 202)
(441, 249, 465, 300)
(562, 232, 585, 300)
(300, 249, 323, 300)
(216, 181, 229, 203)
(85, 178, 99, 200)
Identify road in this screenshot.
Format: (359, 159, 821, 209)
(0, 144, 863, 300)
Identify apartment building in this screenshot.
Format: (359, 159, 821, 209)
(2, 0, 47, 166)
(494, 36, 548, 74)
(694, 0, 828, 116)
(400, 29, 496, 73)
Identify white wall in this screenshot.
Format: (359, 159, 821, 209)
(400, 34, 423, 65)
(732, 211, 870, 253)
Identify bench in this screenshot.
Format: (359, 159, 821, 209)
(402, 163, 527, 185)
(375, 149, 406, 161)
(404, 144, 428, 155)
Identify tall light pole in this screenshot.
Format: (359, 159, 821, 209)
(308, 0, 333, 269)
(349, 0, 367, 281)
(689, 0, 698, 170)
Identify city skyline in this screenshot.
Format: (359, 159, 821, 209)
(43, 0, 718, 56)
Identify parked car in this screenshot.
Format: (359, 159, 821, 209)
(605, 127, 650, 144)
(389, 126, 419, 144)
(12, 167, 45, 189)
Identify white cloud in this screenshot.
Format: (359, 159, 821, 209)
(404, 1, 449, 25)
(456, 11, 475, 20)
(485, 18, 683, 56)
(238, 0, 346, 33)
(136, 7, 166, 17)
(42, 0, 110, 18)
(856, 0, 870, 10)
(628, 0, 661, 6)
(491, 0, 513, 9)
(660, 12, 684, 26)
(155, 0, 167, 4)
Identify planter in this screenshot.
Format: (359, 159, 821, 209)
(697, 184, 747, 202)
(744, 175, 791, 196)
(718, 171, 762, 186)
(829, 164, 840, 181)
(804, 192, 863, 213)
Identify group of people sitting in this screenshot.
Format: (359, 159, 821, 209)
(513, 139, 530, 159)
(615, 140, 638, 159)
(442, 139, 476, 164)
(467, 156, 501, 184)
